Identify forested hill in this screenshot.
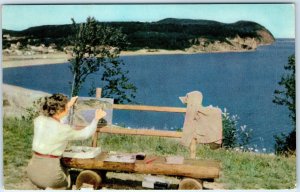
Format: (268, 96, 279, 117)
(3, 18, 275, 51)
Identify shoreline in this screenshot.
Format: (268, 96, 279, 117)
(3, 48, 254, 68)
(3, 38, 292, 68)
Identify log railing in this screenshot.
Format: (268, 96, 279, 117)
(90, 88, 197, 158)
(98, 126, 183, 138)
(112, 104, 186, 113)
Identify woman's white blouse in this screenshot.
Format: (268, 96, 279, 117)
(32, 115, 98, 156)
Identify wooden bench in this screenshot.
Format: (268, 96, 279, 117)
(62, 152, 220, 189)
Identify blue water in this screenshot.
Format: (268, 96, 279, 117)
(3, 39, 295, 152)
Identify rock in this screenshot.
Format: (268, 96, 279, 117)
(186, 34, 267, 53)
(3, 84, 50, 118)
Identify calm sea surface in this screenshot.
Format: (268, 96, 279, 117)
(3, 39, 295, 152)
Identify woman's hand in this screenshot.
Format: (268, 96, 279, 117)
(66, 96, 78, 109)
(95, 109, 107, 120)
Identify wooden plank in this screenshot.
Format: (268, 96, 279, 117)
(113, 104, 186, 113)
(91, 132, 99, 147)
(91, 88, 102, 147)
(97, 126, 183, 138)
(62, 152, 135, 172)
(62, 153, 220, 179)
(96, 88, 102, 99)
(134, 156, 220, 178)
(190, 138, 197, 159)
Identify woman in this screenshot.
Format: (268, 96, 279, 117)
(26, 93, 106, 189)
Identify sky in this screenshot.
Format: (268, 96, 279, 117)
(2, 3, 295, 38)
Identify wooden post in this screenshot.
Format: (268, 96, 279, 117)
(96, 88, 102, 99)
(190, 138, 197, 159)
(92, 88, 102, 147)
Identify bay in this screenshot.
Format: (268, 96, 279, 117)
(3, 39, 295, 152)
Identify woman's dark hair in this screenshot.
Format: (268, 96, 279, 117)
(41, 93, 68, 117)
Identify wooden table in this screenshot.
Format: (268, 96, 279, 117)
(62, 152, 221, 190)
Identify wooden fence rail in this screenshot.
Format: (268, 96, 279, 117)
(98, 126, 183, 138)
(89, 88, 198, 158)
(112, 104, 186, 113)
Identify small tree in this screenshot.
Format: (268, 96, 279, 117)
(67, 17, 137, 125)
(273, 54, 295, 155)
(68, 17, 136, 103)
(222, 108, 252, 150)
(101, 59, 137, 103)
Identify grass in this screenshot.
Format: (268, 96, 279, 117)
(3, 117, 296, 189)
(3, 117, 35, 189)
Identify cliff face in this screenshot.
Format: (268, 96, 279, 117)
(186, 33, 274, 53)
(256, 30, 275, 44)
(183, 20, 275, 53)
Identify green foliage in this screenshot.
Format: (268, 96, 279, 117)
(3, 117, 36, 189)
(101, 59, 137, 103)
(3, 18, 273, 51)
(21, 97, 42, 121)
(3, 118, 33, 167)
(69, 17, 137, 104)
(273, 54, 295, 125)
(273, 54, 295, 155)
(3, 117, 296, 189)
(274, 130, 296, 156)
(215, 148, 296, 189)
(222, 108, 253, 150)
(222, 111, 238, 148)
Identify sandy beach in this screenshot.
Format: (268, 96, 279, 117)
(2, 47, 256, 68)
(2, 49, 194, 68)
(2, 52, 70, 68)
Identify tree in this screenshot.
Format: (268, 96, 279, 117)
(273, 54, 295, 155)
(68, 17, 136, 103)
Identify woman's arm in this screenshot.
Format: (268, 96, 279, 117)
(66, 96, 78, 111)
(64, 109, 107, 140)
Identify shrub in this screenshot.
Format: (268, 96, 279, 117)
(222, 108, 252, 150)
(21, 97, 42, 121)
(273, 54, 295, 155)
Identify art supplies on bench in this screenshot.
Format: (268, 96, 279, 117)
(104, 152, 136, 163)
(63, 146, 101, 159)
(142, 175, 170, 189)
(135, 152, 146, 160)
(165, 156, 184, 164)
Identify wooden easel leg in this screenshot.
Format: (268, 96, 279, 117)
(91, 132, 99, 147)
(91, 87, 102, 148)
(190, 138, 197, 159)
